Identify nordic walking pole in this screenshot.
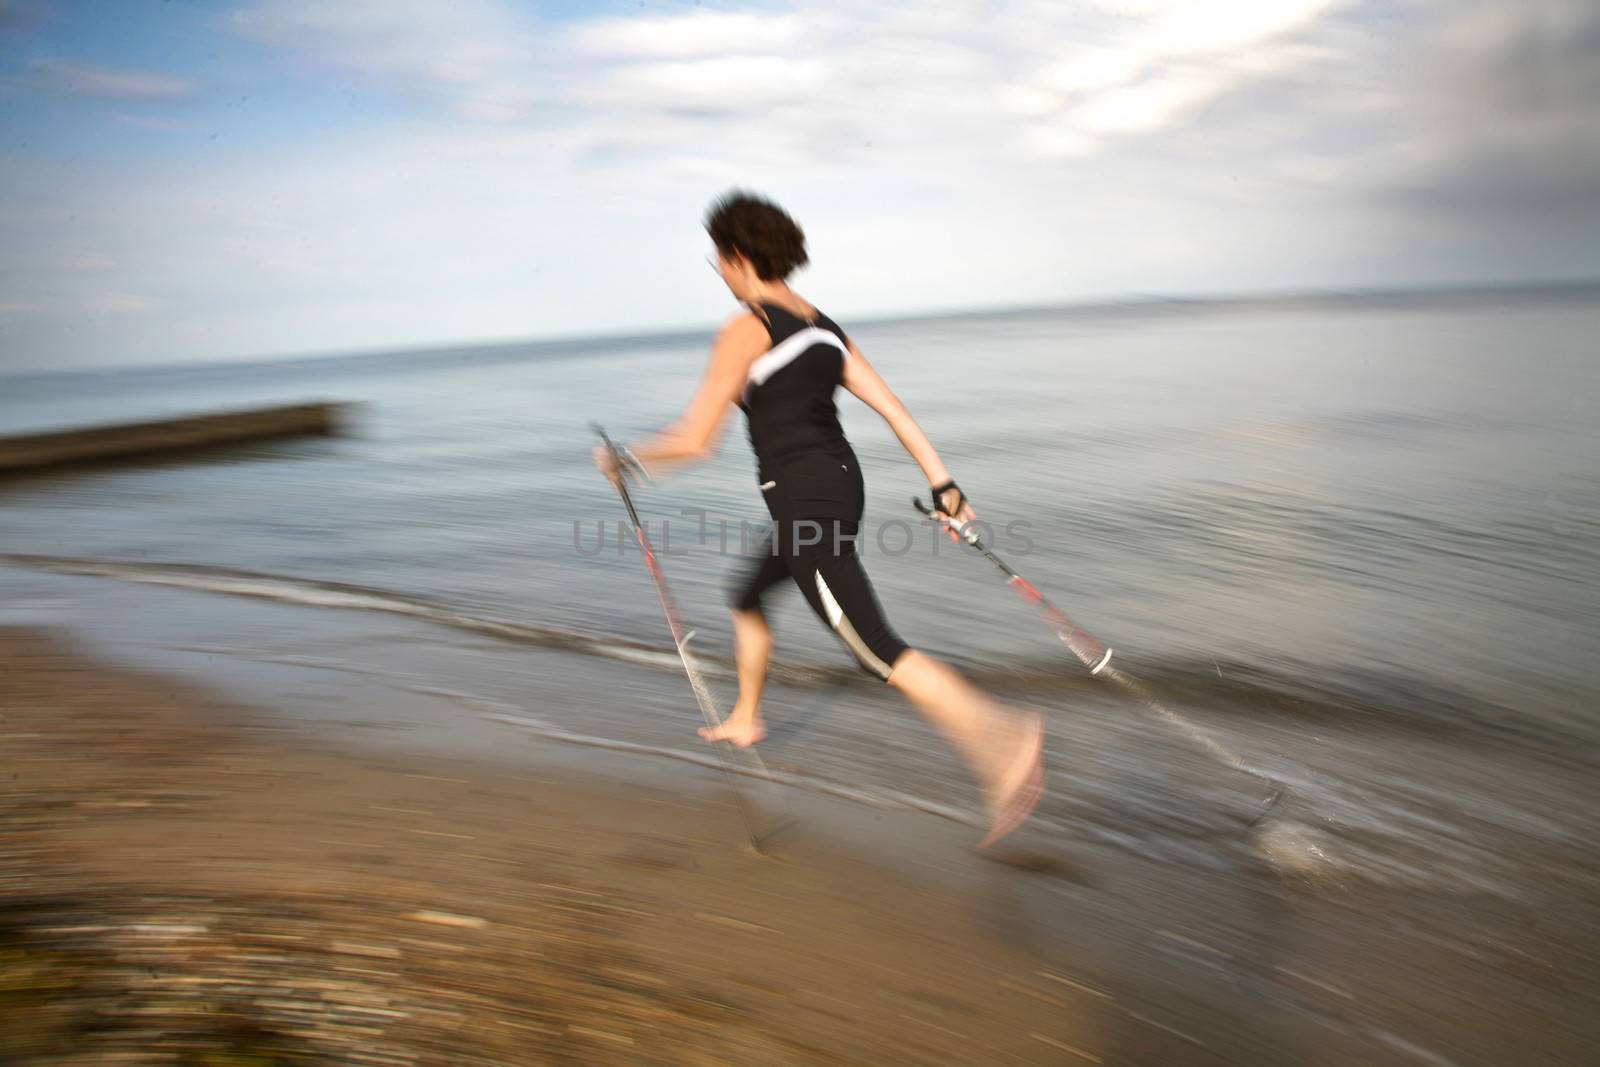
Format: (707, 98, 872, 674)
(913, 496, 1285, 824)
(593, 424, 788, 852)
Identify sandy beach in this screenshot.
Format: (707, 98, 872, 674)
(3, 624, 1594, 1066)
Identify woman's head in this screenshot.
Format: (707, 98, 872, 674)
(704, 191, 808, 300)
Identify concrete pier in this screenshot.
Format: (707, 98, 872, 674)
(0, 402, 349, 474)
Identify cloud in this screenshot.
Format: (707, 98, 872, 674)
(539, 1, 1359, 185)
(86, 292, 155, 314)
(226, 0, 1349, 160)
(29, 59, 195, 99)
(568, 11, 808, 60)
(585, 54, 831, 110)
(231, 0, 544, 121)
(63, 253, 117, 271)
(1149, 0, 1340, 56)
(1390, 0, 1600, 210)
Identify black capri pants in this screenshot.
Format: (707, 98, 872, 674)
(728, 449, 911, 681)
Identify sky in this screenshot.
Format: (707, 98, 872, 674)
(1, 0, 1597, 371)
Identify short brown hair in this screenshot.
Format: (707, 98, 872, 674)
(704, 191, 809, 281)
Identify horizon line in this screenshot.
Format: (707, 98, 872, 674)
(7, 274, 1599, 382)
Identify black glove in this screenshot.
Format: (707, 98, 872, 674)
(929, 479, 968, 518)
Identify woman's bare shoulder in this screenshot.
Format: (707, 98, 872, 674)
(711, 312, 771, 370)
(720, 308, 769, 336)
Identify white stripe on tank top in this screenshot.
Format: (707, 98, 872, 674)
(747, 326, 849, 388)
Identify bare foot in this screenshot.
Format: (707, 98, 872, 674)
(980, 712, 1045, 847)
(698, 715, 767, 748)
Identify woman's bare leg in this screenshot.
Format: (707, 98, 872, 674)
(886, 650, 1044, 841)
(699, 608, 772, 747)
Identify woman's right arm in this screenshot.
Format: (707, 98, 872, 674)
(594, 313, 766, 481)
(841, 340, 976, 533)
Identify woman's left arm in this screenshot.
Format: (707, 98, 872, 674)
(842, 338, 976, 539)
(604, 313, 767, 477)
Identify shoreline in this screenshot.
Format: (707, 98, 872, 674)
(3, 624, 1595, 1065)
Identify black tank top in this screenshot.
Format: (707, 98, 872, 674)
(738, 302, 852, 470)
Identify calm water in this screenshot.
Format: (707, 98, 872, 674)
(4, 287, 1597, 735)
(2, 286, 1598, 894)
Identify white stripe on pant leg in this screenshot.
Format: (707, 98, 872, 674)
(814, 570, 893, 680)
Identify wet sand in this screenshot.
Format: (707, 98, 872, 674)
(2, 626, 1594, 1066)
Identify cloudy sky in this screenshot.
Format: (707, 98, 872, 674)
(1, 0, 1596, 371)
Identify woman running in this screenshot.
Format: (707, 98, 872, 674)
(596, 191, 1044, 845)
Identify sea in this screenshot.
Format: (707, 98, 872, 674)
(3, 283, 1597, 897)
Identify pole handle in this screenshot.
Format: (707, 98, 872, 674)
(592, 423, 643, 529)
(911, 494, 983, 548)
